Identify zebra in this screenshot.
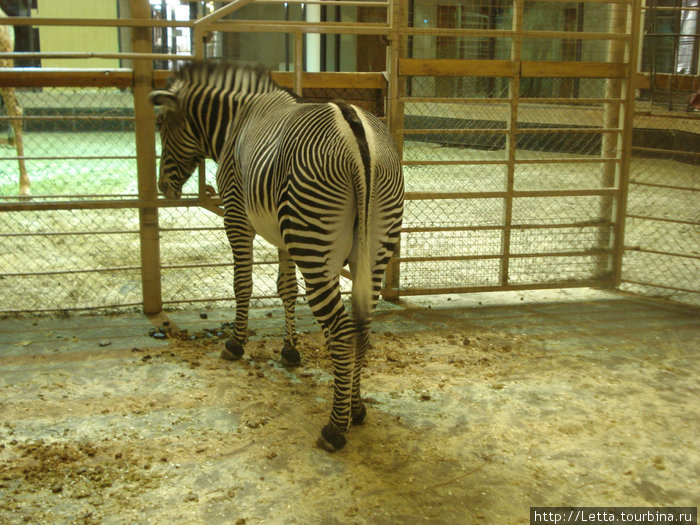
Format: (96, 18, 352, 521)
(149, 61, 404, 451)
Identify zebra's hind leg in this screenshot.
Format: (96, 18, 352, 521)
(351, 320, 370, 426)
(303, 282, 355, 452)
(277, 249, 301, 366)
(221, 216, 255, 361)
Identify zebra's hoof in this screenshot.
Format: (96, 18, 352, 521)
(316, 423, 346, 452)
(352, 404, 367, 426)
(221, 338, 245, 361)
(281, 344, 301, 367)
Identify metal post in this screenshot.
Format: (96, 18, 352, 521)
(501, 0, 523, 287)
(599, 3, 628, 283)
(382, 0, 405, 301)
(613, 1, 642, 287)
(294, 31, 303, 96)
(132, 0, 162, 314)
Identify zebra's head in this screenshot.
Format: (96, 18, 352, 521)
(149, 90, 204, 199)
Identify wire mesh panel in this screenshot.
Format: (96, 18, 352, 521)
(0, 87, 137, 196)
(395, 0, 634, 295)
(0, 86, 143, 313)
(1, 2, 696, 314)
(0, 207, 143, 312)
(622, 110, 700, 306)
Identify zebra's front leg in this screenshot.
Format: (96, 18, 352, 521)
(277, 249, 301, 366)
(221, 220, 255, 361)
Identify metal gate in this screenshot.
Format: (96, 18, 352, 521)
(0, 0, 697, 314)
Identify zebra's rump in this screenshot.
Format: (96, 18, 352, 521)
(237, 99, 373, 256)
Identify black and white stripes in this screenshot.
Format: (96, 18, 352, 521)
(150, 61, 404, 451)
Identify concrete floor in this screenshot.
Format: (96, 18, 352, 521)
(0, 289, 698, 524)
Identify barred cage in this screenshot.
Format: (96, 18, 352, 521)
(0, 0, 697, 315)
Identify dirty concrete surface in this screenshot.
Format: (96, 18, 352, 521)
(1, 289, 698, 524)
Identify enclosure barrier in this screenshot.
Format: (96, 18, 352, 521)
(0, 0, 698, 314)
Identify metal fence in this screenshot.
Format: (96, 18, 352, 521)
(0, 0, 698, 315)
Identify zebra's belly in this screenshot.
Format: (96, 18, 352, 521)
(248, 207, 285, 249)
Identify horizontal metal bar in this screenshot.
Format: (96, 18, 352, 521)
(517, 127, 621, 134)
(642, 5, 700, 10)
(632, 146, 700, 159)
(396, 280, 612, 297)
(0, 198, 199, 212)
(209, 19, 390, 35)
(626, 214, 699, 226)
(401, 97, 511, 104)
(1, 156, 136, 161)
(257, 0, 389, 5)
(398, 254, 501, 263)
(0, 68, 136, 88)
(402, 27, 629, 41)
(405, 191, 505, 200)
(2, 17, 193, 28)
(162, 294, 284, 306)
(160, 226, 224, 233)
(0, 302, 144, 315)
(0, 52, 193, 61)
(511, 249, 612, 258)
(514, 157, 619, 164)
(535, 0, 631, 3)
(1, 260, 281, 278)
(402, 160, 509, 166)
(620, 279, 700, 295)
(403, 128, 508, 135)
(399, 249, 611, 264)
(402, 157, 619, 167)
(519, 98, 625, 105)
(402, 225, 503, 233)
(404, 189, 618, 200)
(0, 193, 137, 200)
(2, 265, 141, 278)
(0, 115, 134, 122)
(402, 220, 612, 233)
(629, 180, 700, 192)
(161, 260, 276, 271)
(624, 247, 700, 261)
(0, 229, 139, 237)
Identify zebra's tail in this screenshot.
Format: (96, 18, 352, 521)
(334, 101, 373, 328)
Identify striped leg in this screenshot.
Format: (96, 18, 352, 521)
(221, 207, 255, 361)
(295, 267, 355, 452)
(277, 249, 300, 366)
(351, 319, 370, 426)
(350, 232, 402, 426)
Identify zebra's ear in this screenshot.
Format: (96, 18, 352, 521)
(149, 90, 178, 111)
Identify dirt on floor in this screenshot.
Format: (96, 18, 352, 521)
(0, 298, 699, 524)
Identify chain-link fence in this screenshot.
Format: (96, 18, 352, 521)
(0, 79, 379, 313)
(0, 1, 698, 314)
(622, 104, 699, 305)
(398, 1, 632, 296)
(1, 86, 142, 312)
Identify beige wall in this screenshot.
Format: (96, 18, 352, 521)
(36, 1, 120, 68)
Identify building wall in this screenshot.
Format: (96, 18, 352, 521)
(36, 1, 119, 69)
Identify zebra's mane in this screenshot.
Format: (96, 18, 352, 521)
(171, 61, 279, 95)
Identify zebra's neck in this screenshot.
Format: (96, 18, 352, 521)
(184, 85, 294, 163)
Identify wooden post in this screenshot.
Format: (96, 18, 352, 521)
(132, 0, 162, 314)
(382, 0, 405, 301)
(294, 31, 303, 96)
(598, 3, 628, 283)
(501, 0, 523, 287)
(612, 1, 642, 287)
